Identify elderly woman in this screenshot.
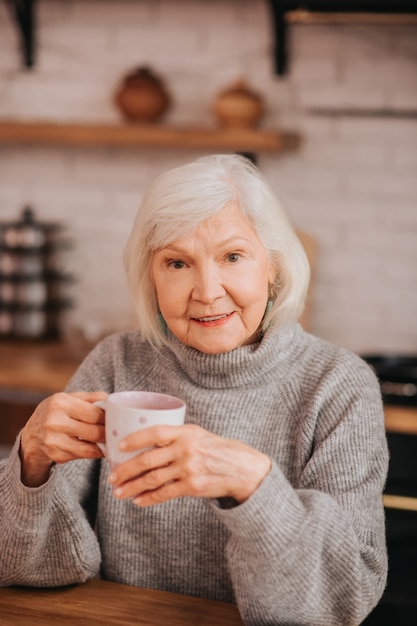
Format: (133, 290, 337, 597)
(0, 154, 387, 625)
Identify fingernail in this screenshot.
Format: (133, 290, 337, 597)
(114, 487, 123, 497)
(119, 440, 127, 450)
(108, 473, 117, 483)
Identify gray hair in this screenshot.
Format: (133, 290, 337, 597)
(124, 154, 310, 346)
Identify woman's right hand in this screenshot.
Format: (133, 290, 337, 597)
(19, 391, 108, 488)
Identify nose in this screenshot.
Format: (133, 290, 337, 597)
(192, 262, 226, 304)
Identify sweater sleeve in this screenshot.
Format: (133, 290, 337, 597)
(0, 436, 102, 587)
(212, 358, 388, 626)
(0, 338, 117, 588)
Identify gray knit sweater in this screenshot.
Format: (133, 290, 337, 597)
(0, 323, 388, 625)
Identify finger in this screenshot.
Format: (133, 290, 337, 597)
(133, 480, 189, 507)
(41, 434, 104, 464)
(68, 391, 109, 403)
(73, 421, 105, 444)
(47, 393, 106, 426)
(63, 392, 108, 424)
(39, 396, 106, 450)
(120, 424, 183, 452)
(109, 444, 175, 488)
(113, 462, 178, 500)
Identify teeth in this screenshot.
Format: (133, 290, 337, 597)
(198, 314, 228, 322)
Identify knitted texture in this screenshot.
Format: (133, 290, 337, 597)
(0, 323, 388, 625)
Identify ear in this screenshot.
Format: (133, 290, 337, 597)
(267, 259, 279, 287)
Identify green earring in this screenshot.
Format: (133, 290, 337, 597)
(263, 283, 275, 325)
(158, 313, 168, 335)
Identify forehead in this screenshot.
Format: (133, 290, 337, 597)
(164, 203, 260, 249)
(198, 203, 253, 233)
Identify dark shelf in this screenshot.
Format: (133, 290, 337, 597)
(267, 1, 417, 75)
(5, 1, 417, 72)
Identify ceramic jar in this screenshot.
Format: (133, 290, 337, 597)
(0, 206, 72, 339)
(212, 79, 264, 129)
(2, 206, 46, 249)
(114, 66, 171, 123)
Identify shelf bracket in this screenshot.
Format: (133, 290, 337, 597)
(266, 2, 417, 76)
(266, 0, 288, 76)
(237, 152, 257, 165)
(6, 0, 37, 68)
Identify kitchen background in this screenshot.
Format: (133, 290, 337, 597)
(0, 0, 416, 354)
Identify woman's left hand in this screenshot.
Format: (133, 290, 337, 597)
(108, 424, 271, 507)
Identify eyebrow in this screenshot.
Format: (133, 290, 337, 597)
(160, 236, 253, 254)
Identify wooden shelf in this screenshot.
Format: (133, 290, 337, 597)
(384, 405, 417, 436)
(0, 121, 300, 153)
(383, 494, 417, 512)
(286, 10, 417, 25)
(0, 340, 90, 396)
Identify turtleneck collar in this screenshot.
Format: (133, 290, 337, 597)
(163, 322, 303, 389)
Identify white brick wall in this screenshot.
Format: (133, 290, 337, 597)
(0, 0, 416, 354)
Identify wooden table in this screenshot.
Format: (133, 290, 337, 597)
(0, 578, 244, 626)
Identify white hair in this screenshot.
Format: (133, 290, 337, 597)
(124, 154, 310, 346)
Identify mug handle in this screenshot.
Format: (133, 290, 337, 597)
(94, 400, 107, 456)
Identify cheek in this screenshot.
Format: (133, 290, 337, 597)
(233, 268, 268, 303)
(156, 280, 188, 319)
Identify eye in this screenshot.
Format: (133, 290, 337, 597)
(227, 253, 240, 263)
(168, 259, 186, 269)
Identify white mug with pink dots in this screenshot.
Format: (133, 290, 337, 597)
(95, 391, 186, 469)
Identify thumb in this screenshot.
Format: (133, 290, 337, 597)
(68, 390, 109, 403)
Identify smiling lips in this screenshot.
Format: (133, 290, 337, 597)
(193, 313, 233, 325)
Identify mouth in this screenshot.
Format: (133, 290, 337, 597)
(196, 314, 229, 322)
(191, 312, 233, 326)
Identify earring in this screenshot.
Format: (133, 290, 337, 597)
(158, 312, 168, 335)
(265, 284, 276, 316)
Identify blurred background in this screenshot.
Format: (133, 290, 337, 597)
(0, 0, 416, 352)
(0, 1, 416, 623)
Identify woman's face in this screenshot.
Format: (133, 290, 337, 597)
(151, 203, 276, 354)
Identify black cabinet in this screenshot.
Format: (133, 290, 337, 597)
(363, 431, 417, 624)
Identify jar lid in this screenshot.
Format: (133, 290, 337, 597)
(0, 206, 64, 250)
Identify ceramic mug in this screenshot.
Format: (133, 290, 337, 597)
(95, 391, 186, 469)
